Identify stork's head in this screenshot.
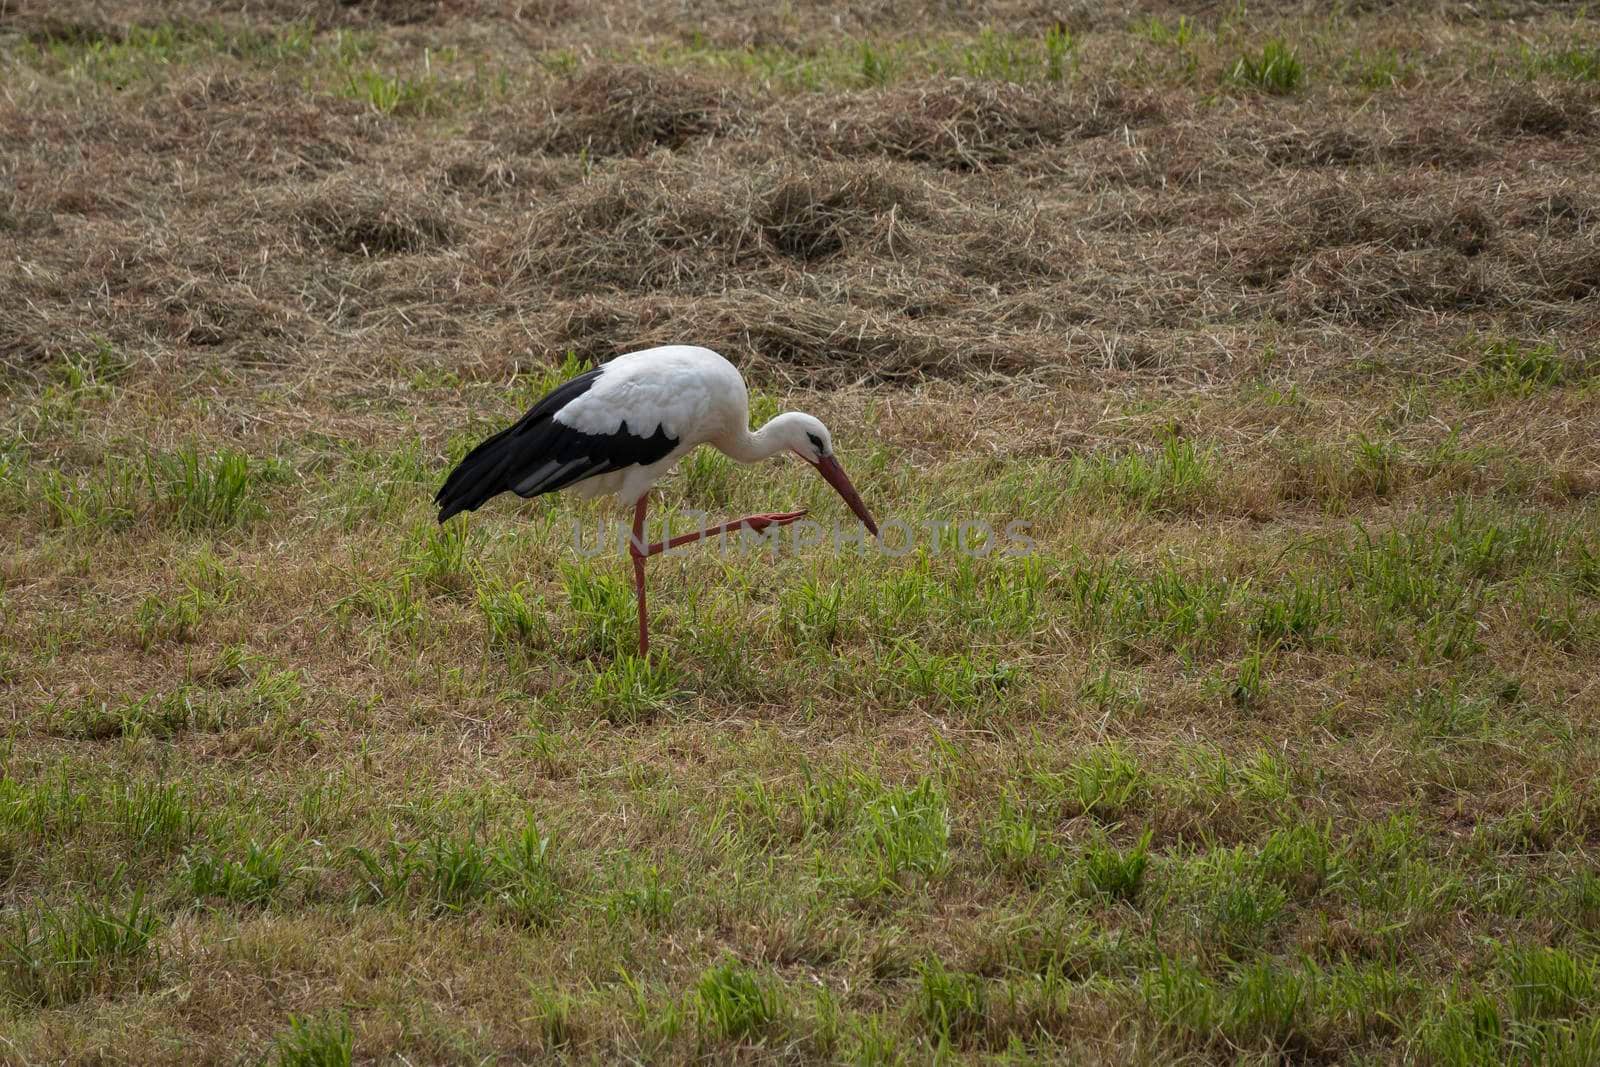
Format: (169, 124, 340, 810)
(768, 412, 877, 537)
(774, 413, 830, 464)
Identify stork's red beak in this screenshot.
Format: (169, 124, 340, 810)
(813, 455, 877, 537)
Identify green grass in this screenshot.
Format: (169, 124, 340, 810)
(1074, 832, 1152, 902)
(981, 794, 1050, 880)
(1143, 957, 1360, 1054)
(695, 960, 783, 1041)
(1524, 44, 1600, 81)
(476, 577, 547, 650)
(959, 27, 1076, 83)
(561, 562, 637, 656)
(1138, 15, 1196, 49)
(186, 838, 294, 905)
(1067, 435, 1220, 515)
(1466, 336, 1582, 398)
(849, 777, 952, 897)
(5, 17, 511, 113)
(16, 19, 374, 76)
(1353, 48, 1412, 89)
(274, 1012, 355, 1067)
(1060, 744, 1145, 820)
(405, 518, 470, 594)
(916, 957, 985, 1045)
(646, 29, 1084, 90)
(133, 546, 239, 648)
(586, 653, 685, 723)
(113, 780, 201, 851)
(345, 817, 565, 923)
(147, 445, 278, 530)
(1227, 39, 1306, 93)
(36, 464, 141, 531)
(341, 67, 442, 116)
(1, 895, 161, 1006)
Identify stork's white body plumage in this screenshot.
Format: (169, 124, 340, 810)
(435, 344, 878, 656)
(554, 346, 750, 505)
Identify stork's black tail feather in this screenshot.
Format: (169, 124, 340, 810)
(435, 367, 608, 523)
(434, 424, 519, 523)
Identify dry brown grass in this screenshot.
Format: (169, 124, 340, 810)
(795, 80, 1161, 169)
(530, 63, 746, 156)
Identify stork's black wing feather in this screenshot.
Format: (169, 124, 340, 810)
(434, 368, 679, 522)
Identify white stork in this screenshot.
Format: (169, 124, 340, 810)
(435, 345, 878, 657)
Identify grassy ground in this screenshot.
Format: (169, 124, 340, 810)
(3, 0, 1600, 1062)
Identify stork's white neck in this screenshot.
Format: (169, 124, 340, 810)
(717, 412, 811, 465)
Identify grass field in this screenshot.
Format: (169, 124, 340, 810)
(3, 0, 1600, 1061)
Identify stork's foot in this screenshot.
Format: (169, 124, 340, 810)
(740, 508, 807, 532)
(642, 508, 808, 557)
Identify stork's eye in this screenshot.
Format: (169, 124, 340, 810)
(806, 432, 825, 454)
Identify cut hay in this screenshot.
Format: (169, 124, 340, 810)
(159, 277, 311, 350)
(528, 64, 744, 157)
(517, 290, 1059, 385)
(799, 80, 1157, 170)
(1275, 247, 1496, 324)
(1233, 176, 1600, 326)
(167, 73, 364, 181)
(498, 157, 762, 294)
(1260, 125, 1375, 168)
(284, 176, 456, 256)
(1487, 85, 1597, 138)
(1537, 245, 1600, 303)
(1513, 189, 1598, 236)
(496, 154, 1069, 310)
(1238, 181, 1499, 289)
(757, 165, 923, 263)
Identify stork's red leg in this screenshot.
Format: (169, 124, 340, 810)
(641, 509, 808, 557)
(630, 495, 650, 658)
(626, 503, 806, 658)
